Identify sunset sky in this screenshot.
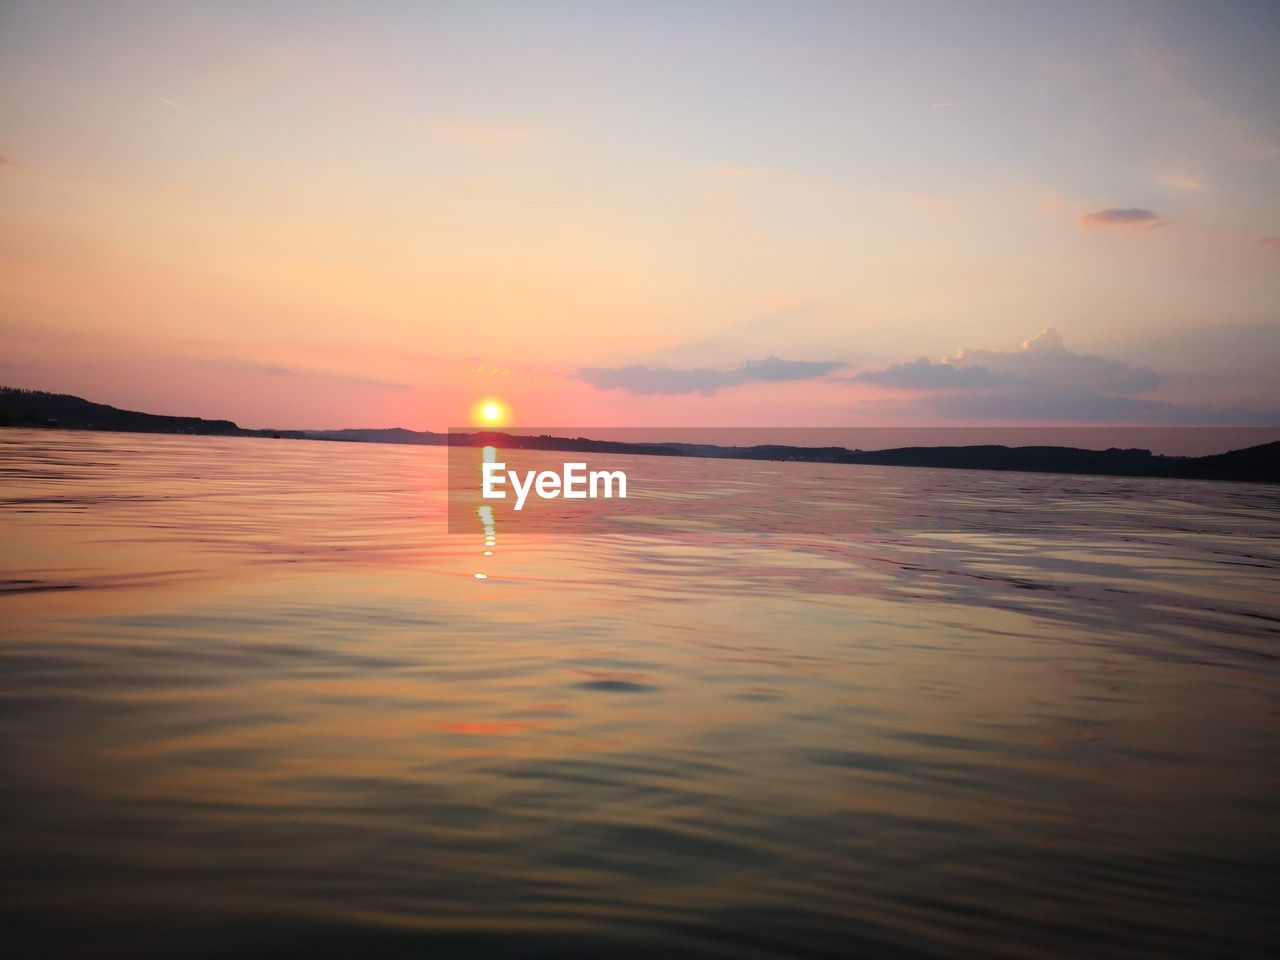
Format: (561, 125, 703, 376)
(2, 1, 1278, 429)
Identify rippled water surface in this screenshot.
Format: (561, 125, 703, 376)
(2, 429, 1277, 959)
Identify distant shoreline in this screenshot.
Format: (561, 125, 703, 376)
(3, 385, 1278, 485)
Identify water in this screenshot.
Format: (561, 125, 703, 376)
(2, 429, 1277, 959)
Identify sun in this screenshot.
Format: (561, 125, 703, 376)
(471, 398, 509, 427)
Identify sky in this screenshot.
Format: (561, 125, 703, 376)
(2, 0, 1278, 430)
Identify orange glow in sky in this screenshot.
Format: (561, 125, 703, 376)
(1, 4, 1277, 431)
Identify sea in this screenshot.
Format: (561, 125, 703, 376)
(2, 428, 1277, 959)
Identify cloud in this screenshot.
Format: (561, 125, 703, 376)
(1260, 236, 1280, 253)
(850, 357, 1004, 389)
(1019, 327, 1064, 352)
(577, 357, 842, 396)
(852, 329, 1162, 396)
(948, 327, 1165, 393)
(1080, 207, 1166, 229)
(579, 366, 739, 395)
(840, 329, 1261, 423)
(740, 357, 841, 381)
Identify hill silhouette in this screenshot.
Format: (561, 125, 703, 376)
(0, 386, 307, 440)
(3, 385, 1277, 484)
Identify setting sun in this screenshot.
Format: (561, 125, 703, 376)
(471, 398, 509, 427)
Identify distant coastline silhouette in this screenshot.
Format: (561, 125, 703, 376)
(3, 385, 1277, 484)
